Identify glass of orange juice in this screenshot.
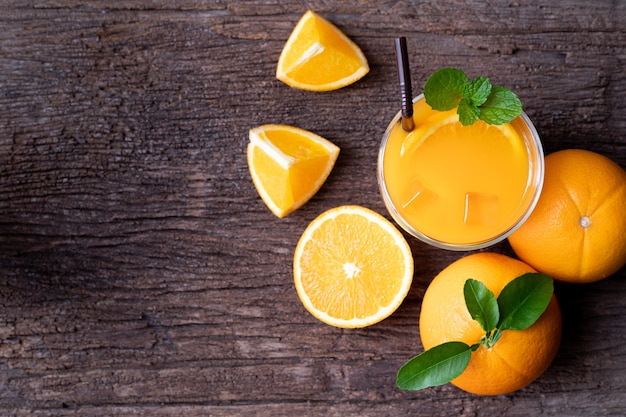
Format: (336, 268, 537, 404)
(378, 94, 544, 250)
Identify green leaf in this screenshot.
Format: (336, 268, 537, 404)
(457, 98, 480, 126)
(478, 86, 523, 125)
(497, 273, 554, 331)
(424, 68, 468, 111)
(397, 341, 473, 390)
(464, 76, 492, 107)
(423, 67, 524, 127)
(463, 279, 500, 332)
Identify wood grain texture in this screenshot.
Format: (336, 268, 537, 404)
(0, 1, 625, 415)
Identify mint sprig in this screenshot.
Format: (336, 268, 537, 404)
(423, 68, 523, 126)
(396, 273, 553, 391)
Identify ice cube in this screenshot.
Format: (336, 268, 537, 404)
(463, 192, 500, 226)
(401, 177, 436, 212)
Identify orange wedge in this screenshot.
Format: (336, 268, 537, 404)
(276, 10, 369, 92)
(247, 124, 340, 218)
(293, 205, 414, 328)
(400, 109, 522, 157)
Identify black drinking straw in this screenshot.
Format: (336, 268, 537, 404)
(394, 37, 415, 132)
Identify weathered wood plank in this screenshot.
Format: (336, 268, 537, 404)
(0, 1, 625, 415)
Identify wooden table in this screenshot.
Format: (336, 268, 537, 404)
(1, 1, 625, 415)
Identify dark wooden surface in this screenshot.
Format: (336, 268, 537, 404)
(1, 1, 625, 416)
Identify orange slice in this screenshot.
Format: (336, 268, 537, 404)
(293, 205, 414, 328)
(400, 109, 521, 157)
(276, 10, 369, 91)
(247, 124, 340, 218)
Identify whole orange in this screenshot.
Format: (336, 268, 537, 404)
(509, 149, 626, 283)
(419, 252, 561, 395)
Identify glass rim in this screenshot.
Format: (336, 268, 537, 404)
(377, 95, 545, 251)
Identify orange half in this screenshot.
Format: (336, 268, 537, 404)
(293, 205, 414, 328)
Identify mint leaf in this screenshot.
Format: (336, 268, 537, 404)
(464, 279, 499, 332)
(424, 68, 468, 111)
(464, 76, 492, 107)
(396, 341, 473, 390)
(458, 98, 480, 126)
(478, 86, 523, 125)
(422, 68, 523, 126)
(497, 273, 554, 331)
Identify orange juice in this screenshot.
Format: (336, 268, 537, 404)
(378, 95, 544, 250)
